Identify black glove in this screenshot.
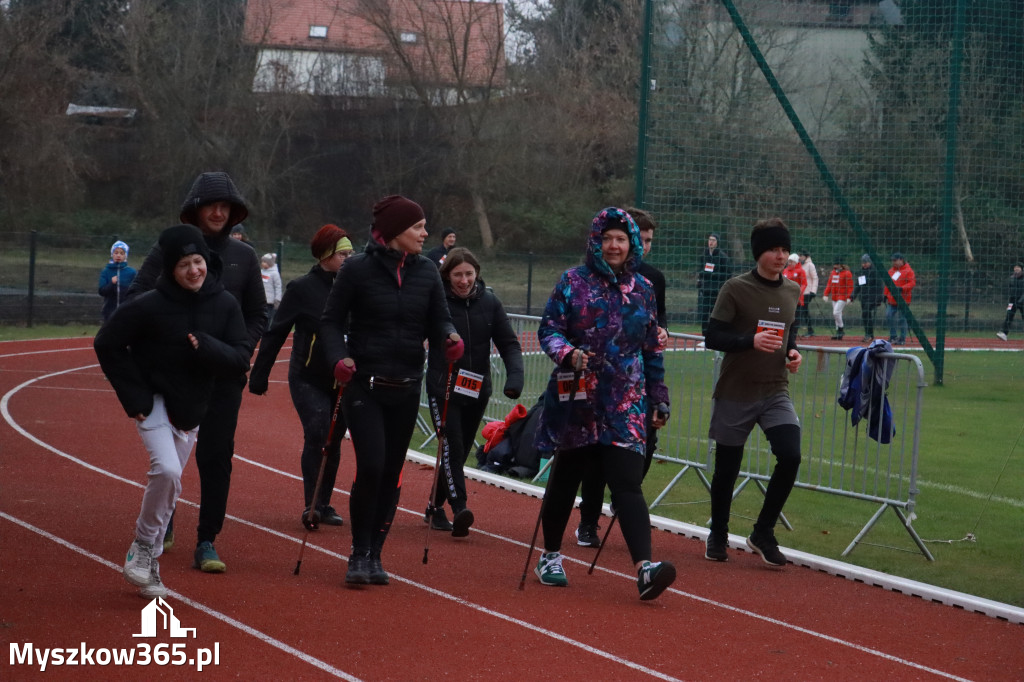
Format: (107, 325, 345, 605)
(248, 374, 268, 395)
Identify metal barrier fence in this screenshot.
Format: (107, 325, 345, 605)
(419, 313, 931, 560)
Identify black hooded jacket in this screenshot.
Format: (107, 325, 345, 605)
(425, 278, 524, 401)
(320, 240, 455, 381)
(126, 172, 266, 352)
(94, 264, 251, 431)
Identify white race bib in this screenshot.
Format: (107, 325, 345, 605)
(756, 319, 786, 340)
(452, 369, 485, 398)
(704, 262, 715, 273)
(857, 275, 867, 285)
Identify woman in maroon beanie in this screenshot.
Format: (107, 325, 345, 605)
(320, 195, 463, 586)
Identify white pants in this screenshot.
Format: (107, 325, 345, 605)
(134, 395, 197, 558)
(832, 299, 848, 328)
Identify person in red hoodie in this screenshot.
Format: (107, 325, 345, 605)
(885, 253, 916, 345)
(822, 256, 854, 340)
(782, 254, 806, 334)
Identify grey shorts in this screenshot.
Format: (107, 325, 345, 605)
(709, 393, 800, 447)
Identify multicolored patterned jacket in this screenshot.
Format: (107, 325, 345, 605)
(535, 207, 669, 456)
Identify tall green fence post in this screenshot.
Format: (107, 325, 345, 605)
(27, 230, 37, 328)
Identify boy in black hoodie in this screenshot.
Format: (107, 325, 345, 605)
(96, 224, 250, 597)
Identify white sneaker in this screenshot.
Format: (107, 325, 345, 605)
(139, 559, 168, 599)
(124, 539, 155, 588)
(996, 331, 1008, 341)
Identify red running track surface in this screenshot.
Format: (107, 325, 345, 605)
(1, 338, 1021, 681)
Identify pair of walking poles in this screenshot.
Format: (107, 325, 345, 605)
(517, 353, 615, 590)
(293, 363, 457, 575)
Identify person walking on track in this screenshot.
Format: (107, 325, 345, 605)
(532, 206, 674, 601)
(98, 240, 137, 322)
(95, 224, 250, 598)
(425, 247, 524, 537)
(996, 262, 1024, 341)
(697, 232, 730, 334)
(885, 252, 915, 346)
(822, 256, 854, 340)
(127, 172, 266, 573)
(703, 217, 803, 567)
(851, 254, 884, 342)
(249, 224, 354, 528)
(320, 195, 462, 586)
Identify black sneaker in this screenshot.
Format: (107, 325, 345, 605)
(318, 505, 344, 526)
(451, 508, 474, 538)
(704, 533, 728, 562)
(368, 550, 389, 585)
(746, 532, 788, 566)
(575, 523, 600, 547)
(425, 506, 453, 531)
(637, 560, 676, 601)
(345, 548, 371, 584)
(301, 507, 320, 530)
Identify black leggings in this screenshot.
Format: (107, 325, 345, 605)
(428, 393, 488, 512)
(289, 375, 345, 509)
(195, 376, 244, 545)
(343, 378, 421, 551)
(542, 444, 651, 565)
(709, 424, 801, 537)
(579, 410, 658, 526)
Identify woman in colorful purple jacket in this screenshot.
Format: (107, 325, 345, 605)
(531, 206, 675, 601)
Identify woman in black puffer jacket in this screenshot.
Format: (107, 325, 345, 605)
(249, 224, 354, 529)
(320, 195, 462, 586)
(424, 248, 524, 537)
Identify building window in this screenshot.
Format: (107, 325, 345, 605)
(400, 31, 417, 44)
(309, 25, 328, 39)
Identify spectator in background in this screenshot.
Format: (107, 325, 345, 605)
(885, 252, 915, 346)
(822, 256, 854, 340)
(798, 251, 818, 336)
(425, 247, 524, 537)
(249, 225, 353, 529)
(98, 240, 137, 322)
(996, 262, 1024, 341)
(260, 253, 283, 328)
(697, 232, 730, 334)
(230, 224, 251, 244)
(851, 254, 884, 343)
(425, 227, 457, 268)
(782, 253, 806, 336)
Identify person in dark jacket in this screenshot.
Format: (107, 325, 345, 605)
(98, 240, 137, 322)
(95, 224, 250, 598)
(249, 224, 354, 528)
(320, 195, 462, 586)
(697, 232, 730, 334)
(996, 262, 1024, 341)
(851, 254, 884, 343)
(127, 171, 266, 573)
(424, 247, 524, 537)
(425, 227, 457, 268)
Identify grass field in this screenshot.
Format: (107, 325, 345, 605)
(6, 324, 1022, 608)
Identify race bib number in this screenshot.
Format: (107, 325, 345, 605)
(891, 270, 901, 281)
(704, 262, 716, 273)
(453, 369, 484, 398)
(756, 319, 786, 340)
(858, 275, 867, 286)
(556, 371, 587, 402)
(1008, 303, 1015, 312)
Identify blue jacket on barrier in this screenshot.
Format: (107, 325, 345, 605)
(838, 339, 895, 444)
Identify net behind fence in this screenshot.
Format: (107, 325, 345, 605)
(636, 0, 1024, 383)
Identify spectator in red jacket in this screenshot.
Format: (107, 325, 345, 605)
(885, 253, 916, 345)
(822, 256, 854, 340)
(782, 254, 807, 334)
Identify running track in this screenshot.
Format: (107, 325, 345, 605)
(1, 338, 1022, 681)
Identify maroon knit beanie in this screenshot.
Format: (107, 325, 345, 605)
(371, 195, 425, 244)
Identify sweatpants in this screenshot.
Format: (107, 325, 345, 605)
(135, 395, 198, 558)
(343, 377, 421, 551)
(289, 375, 345, 509)
(194, 375, 244, 545)
(542, 444, 651, 565)
(428, 393, 488, 512)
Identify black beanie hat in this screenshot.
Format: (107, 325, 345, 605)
(372, 195, 425, 243)
(440, 227, 456, 239)
(160, 224, 210, 276)
(749, 218, 791, 261)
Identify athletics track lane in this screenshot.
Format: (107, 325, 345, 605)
(1, 338, 1021, 681)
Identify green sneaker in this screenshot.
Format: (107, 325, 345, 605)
(193, 541, 226, 573)
(637, 560, 676, 601)
(535, 551, 568, 587)
(162, 528, 174, 553)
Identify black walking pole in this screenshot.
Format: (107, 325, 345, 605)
(422, 363, 455, 565)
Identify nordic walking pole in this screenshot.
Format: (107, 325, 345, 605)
(587, 514, 618, 574)
(518, 351, 585, 590)
(423, 363, 455, 565)
(294, 386, 345, 576)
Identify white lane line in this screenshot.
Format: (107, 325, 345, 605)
(0, 512, 361, 682)
(1, 366, 979, 681)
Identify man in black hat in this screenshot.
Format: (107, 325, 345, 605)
(127, 171, 266, 573)
(851, 254, 884, 342)
(697, 232, 730, 335)
(425, 227, 457, 268)
(996, 262, 1024, 341)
